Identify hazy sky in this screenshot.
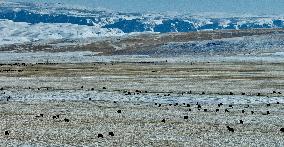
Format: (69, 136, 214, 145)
(9, 0, 284, 15)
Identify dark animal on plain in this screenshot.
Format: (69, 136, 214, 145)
(257, 93, 261, 96)
(273, 91, 276, 94)
(240, 120, 244, 124)
(227, 126, 234, 132)
(98, 134, 104, 138)
(91, 88, 94, 91)
(229, 92, 234, 95)
(277, 102, 280, 104)
(242, 93, 245, 95)
(117, 110, 121, 113)
(267, 104, 270, 107)
(64, 118, 70, 122)
(267, 111, 270, 115)
(174, 103, 178, 106)
(189, 109, 191, 111)
(5, 131, 9, 135)
(201, 92, 205, 95)
(225, 109, 229, 113)
(89, 98, 92, 101)
(169, 104, 172, 106)
(280, 128, 284, 132)
(197, 105, 202, 109)
(184, 116, 188, 119)
(187, 104, 190, 107)
(40, 114, 44, 117)
(251, 111, 254, 114)
(216, 109, 219, 112)
(103, 87, 106, 89)
(278, 92, 282, 94)
(109, 132, 114, 136)
(204, 109, 208, 112)
(161, 119, 166, 123)
(158, 104, 161, 107)
(229, 105, 233, 107)
(242, 110, 245, 113)
(81, 86, 84, 89)
(155, 103, 157, 105)
(218, 103, 223, 107)
(113, 101, 117, 103)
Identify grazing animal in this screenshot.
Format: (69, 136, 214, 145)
(278, 92, 282, 94)
(189, 109, 191, 111)
(169, 104, 172, 106)
(201, 92, 205, 95)
(117, 110, 122, 113)
(229, 92, 234, 95)
(218, 103, 223, 107)
(98, 134, 104, 138)
(225, 109, 229, 113)
(109, 132, 114, 136)
(227, 126, 234, 132)
(5, 131, 9, 135)
(277, 102, 280, 104)
(40, 114, 44, 117)
(267, 104, 270, 107)
(64, 118, 70, 122)
(257, 93, 261, 96)
(242, 110, 245, 113)
(103, 87, 106, 89)
(240, 120, 244, 124)
(204, 109, 208, 112)
(242, 93, 246, 95)
(161, 119, 166, 123)
(229, 105, 233, 107)
(91, 88, 94, 91)
(267, 111, 270, 115)
(158, 104, 161, 107)
(197, 105, 202, 109)
(273, 91, 276, 94)
(155, 103, 157, 105)
(52, 115, 59, 119)
(81, 86, 84, 89)
(280, 128, 284, 132)
(251, 111, 254, 114)
(89, 98, 92, 101)
(174, 103, 178, 106)
(216, 109, 219, 112)
(187, 104, 190, 107)
(184, 116, 188, 119)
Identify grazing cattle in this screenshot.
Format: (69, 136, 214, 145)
(197, 105, 202, 109)
(109, 132, 114, 136)
(174, 103, 178, 106)
(98, 134, 104, 138)
(91, 88, 94, 91)
(251, 111, 254, 114)
(267, 111, 270, 115)
(242, 110, 245, 113)
(117, 110, 121, 113)
(187, 104, 190, 107)
(227, 126, 234, 132)
(169, 104, 172, 106)
(216, 109, 219, 112)
(242, 93, 246, 95)
(5, 131, 9, 135)
(218, 103, 223, 107)
(229, 105, 233, 107)
(229, 92, 234, 95)
(240, 120, 244, 124)
(81, 86, 84, 89)
(145, 91, 148, 93)
(184, 116, 188, 119)
(225, 109, 229, 113)
(158, 104, 161, 107)
(40, 114, 44, 117)
(204, 109, 208, 112)
(277, 102, 280, 104)
(89, 98, 92, 101)
(280, 128, 284, 132)
(155, 103, 157, 105)
(64, 118, 70, 122)
(161, 119, 166, 123)
(201, 92, 205, 95)
(103, 87, 106, 89)
(0, 87, 3, 91)
(113, 101, 117, 103)
(273, 91, 276, 94)
(52, 116, 57, 119)
(189, 109, 191, 111)
(278, 92, 282, 94)
(257, 93, 261, 96)
(267, 104, 270, 107)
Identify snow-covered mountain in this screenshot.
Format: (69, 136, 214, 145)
(0, 2, 283, 45)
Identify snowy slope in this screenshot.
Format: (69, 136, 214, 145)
(0, 1, 284, 45)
